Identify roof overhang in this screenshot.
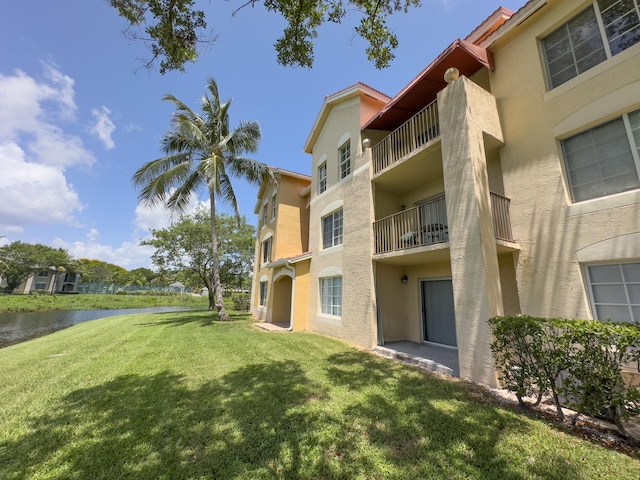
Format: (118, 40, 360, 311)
(363, 39, 493, 132)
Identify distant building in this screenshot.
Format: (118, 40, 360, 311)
(1, 269, 81, 294)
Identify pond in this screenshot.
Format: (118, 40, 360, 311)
(0, 307, 190, 348)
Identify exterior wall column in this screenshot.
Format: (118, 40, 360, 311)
(437, 75, 504, 386)
(342, 139, 378, 348)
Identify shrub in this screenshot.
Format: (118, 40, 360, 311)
(232, 294, 250, 312)
(489, 315, 640, 444)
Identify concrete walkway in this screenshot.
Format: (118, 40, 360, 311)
(374, 341, 460, 377)
(253, 322, 289, 332)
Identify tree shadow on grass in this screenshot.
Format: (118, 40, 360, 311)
(0, 352, 616, 479)
(135, 310, 250, 328)
(324, 350, 584, 480)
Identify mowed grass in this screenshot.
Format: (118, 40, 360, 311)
(0, 293, 208, 312)
(1, 309, 639, 479)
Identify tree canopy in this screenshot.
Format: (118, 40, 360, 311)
(141, 209, 256, 296)
(109, 0, 421, 72)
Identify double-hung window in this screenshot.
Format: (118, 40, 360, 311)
(271, 193, 277, 220)
(561, 108, 640, 202)
(322, 209, 343, 249)
(262, 203, 268, 227)
(259, 281, 268, 306)
(320, 276, 342, 316)
(262, 237, 272, 264)
(542, 1, 640, 89)
(586, 262, 640, 322)
(318, 162, 327, 194)
(339, 141, 351, 179)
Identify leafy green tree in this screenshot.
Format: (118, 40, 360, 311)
(216, 213, 255, 291)
(109, 0, 420, 72)
(0, 241, 73, 292)
(133, 78, 272, 320)
(76, 258, 129, 284)
(141, 209, 256, 304)
(126, 267, 157, 287)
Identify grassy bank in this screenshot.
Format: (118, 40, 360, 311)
(0, 293, 208, 312)
(1, 309, 639, 479)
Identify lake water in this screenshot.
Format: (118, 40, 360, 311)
(0, 307, 189, 348)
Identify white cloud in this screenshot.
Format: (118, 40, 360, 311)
(0, 63, 95, 231)
(90, 106, 116, 149)
(133, 192, 204, 234)
(0, 142, 84, 229)
(53, 233, 155, 269)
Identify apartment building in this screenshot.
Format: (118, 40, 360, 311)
(251, 0, 640, 386)
(1, 270, 82, 294)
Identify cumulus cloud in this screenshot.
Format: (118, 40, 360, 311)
(52, 232, 155, 269)
(90, 106, 116, 149)
(0, 63, 95, 231)
(133, 191, 204, 234)
(0, 142, 84, 229)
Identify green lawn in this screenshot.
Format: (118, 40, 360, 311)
(0, 293, 208, 312)
(0, 308, 638, 479)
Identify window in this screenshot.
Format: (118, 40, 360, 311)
(322, 209, 343, 249)
(320, 276, 342, 316)
(339, 141, 351, 179)
(542, 1, 640, 89)
(318, 162, 327, 194)
(35, 283, 47, 290)
(37, 271, 49, 277)
(271, 193, 277, 220)
(262, 237, 272, 264)
(561, 108, 640, 202)
(587, 262, 640, 322)
(262, 203, 268, 227)
(259, 281, 268, 306)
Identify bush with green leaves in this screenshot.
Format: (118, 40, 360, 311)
(489, 315, 640, 444)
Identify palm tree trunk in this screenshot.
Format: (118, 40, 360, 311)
(209, 190, 230, 321)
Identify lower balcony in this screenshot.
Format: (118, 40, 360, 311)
(373, 193, 513, 255)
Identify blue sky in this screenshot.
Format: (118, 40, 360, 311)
(0, 0, 523, 269)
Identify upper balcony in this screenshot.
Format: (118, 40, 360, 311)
(371, 99, 440, 176)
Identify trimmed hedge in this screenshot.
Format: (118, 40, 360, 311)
(489, 315, 640, 444)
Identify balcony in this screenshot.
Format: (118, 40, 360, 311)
(373, 193, 514, 255)
(374, 195, 448, 254)
(372, 99, 440, 175)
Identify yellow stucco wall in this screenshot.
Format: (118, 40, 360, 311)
(489, 0, 640, 321)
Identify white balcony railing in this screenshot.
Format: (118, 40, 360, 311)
(371, 99, 439, 174)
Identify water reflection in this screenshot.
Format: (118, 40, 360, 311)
(0, 307, 189, 348)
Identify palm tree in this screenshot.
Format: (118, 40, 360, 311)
(133, 77, 273, 321)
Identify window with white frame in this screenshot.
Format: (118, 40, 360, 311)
(561, 107, 640, 202)
(259, 281, 268, 306)
(339, 141, 351, 179)
(262, 237, 272, 264)
(35, 283, 47, 290)
(586, 262, 640, 323)
(262, 203, 268, 227)
(541, 1, 640, 89)
(271, 193, 277, 220)
(318, 162, 327, 194)
(320, 276, 342, 316)
(322, 209, 343, 249)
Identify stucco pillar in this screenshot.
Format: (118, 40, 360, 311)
(342, 139, 378, 348)
(437, 75, 504, 386)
